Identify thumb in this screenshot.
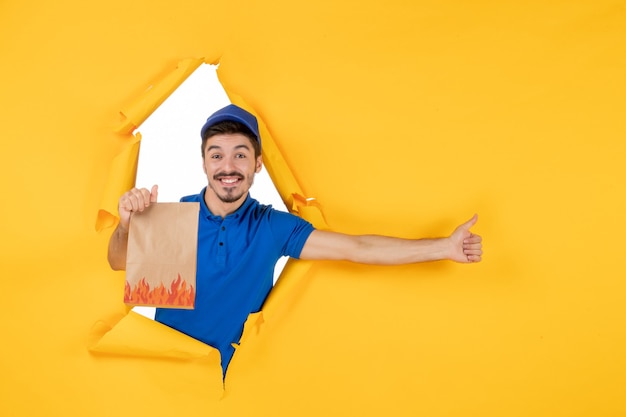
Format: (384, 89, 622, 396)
(462, 213, 478, 230)
(150, 185, 159, 202)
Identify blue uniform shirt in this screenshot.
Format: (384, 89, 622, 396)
(155, 187, 314, 375)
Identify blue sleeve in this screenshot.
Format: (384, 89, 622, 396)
(267, 209, 315, 259)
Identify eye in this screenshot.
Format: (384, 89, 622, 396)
(235, 153, 247, 159)
(209, 154, 222, 159)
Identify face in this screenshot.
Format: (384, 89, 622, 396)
(202, 133, 262, 209)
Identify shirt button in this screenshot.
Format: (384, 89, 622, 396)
(219, 242, 224, 246)
(221, 226, 226, 231)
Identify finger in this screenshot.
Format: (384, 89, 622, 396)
(463, 234, 482, 244)
(139, 188, 152, 207)
(150, 184, 159, 203)
(463, 241, 482, 250)
(126, 189, 145, 211)
(136, 188, 153, 209)
(463, 240, 482, 250)
(467, 254, 482, 263)
(120, 191, 139, 212)
(123, 188, 151, 212)
(463, 249, 483, 257)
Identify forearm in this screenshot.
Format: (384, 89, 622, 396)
(300, 230, 453, 264)
(347, 234, 451, 264)
(107, 224, 129, 270)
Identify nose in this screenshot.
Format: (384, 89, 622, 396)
(222, 156, 236, 172)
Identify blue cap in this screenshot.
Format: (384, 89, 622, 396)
(200, 104, 261, 147)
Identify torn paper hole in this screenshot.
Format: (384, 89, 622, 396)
(132, 63, 289, 319)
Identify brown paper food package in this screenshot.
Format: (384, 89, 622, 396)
(124, 202, 200, 309)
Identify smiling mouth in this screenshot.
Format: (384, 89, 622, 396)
(215, 173, 243, 187)
(220, 178, 240, 185)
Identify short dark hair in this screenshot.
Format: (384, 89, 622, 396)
(201, 120, 261, 159)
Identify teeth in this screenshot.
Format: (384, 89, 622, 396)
(221, 178, 238, 184)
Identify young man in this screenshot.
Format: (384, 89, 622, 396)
(108, 104, 483, 375)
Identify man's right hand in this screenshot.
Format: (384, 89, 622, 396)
(118, 185, 159, 232)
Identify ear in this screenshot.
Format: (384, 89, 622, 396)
(255, 155, 263, 173)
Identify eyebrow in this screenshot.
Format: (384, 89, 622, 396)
(206, 144, 251, 152)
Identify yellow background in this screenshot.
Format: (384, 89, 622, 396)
(1, 0, 625, 416)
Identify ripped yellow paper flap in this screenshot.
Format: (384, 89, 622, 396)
(291, 193, 329, 230)
(115, 58, 204, 135)
(88, 311, 224, 397)
(96, 133, 141, 231)
(88, 311, 220, 362)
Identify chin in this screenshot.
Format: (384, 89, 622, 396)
(217, 189, 246, 204)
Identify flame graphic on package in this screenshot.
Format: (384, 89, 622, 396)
(124, 274, 195, 308)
